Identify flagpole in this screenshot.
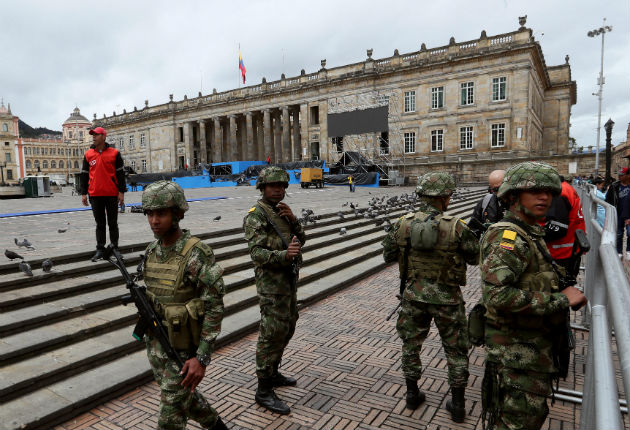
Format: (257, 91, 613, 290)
(238, 43, 241, 89)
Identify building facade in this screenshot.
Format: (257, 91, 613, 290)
(94, 18, 589, 182)
(18, 107, 91, 183)
(0, 101, 20, 185)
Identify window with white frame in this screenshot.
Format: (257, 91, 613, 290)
(431, 130, 444, 152)
(460, 126, 473, 150)
(404, 132, 416, 153)
(491, 123, 506, 147)
(118, 137, 124, 150)
(460, 82, 474, 106)
(431, 86, 444, 109)
(129, 135, 135, 150)
(492, 77, 507, 101)
(142, 159, 147, 172)
(130, 160, 136, 171)
(404, 90, 416, 113)
(140, 133, 146, 149)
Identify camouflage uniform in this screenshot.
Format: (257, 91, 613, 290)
(481, 162, 570, 430)
(141, 181, 226, 430)
(382, 172, 479, 420)
(243, 168, 306, 379)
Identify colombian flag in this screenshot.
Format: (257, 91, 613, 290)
(239, 49, 246, 84)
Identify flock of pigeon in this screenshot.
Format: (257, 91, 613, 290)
(4, 238, 55, 277)
(300, 188, 470, 237)
(296, 190, 452, 237)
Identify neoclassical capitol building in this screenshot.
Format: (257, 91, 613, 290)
(95, 18, 593, 181)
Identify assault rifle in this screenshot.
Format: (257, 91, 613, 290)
(466, 217, 488, 239)
(386, 238, 411, 321)
(257, 205, 300, 291)
(104, 245, 186, 370)
(543, 229, 590, 380)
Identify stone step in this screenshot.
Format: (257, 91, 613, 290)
(0, 229, 387, 369)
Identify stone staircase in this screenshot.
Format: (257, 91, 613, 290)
(0, 189, 484, 430)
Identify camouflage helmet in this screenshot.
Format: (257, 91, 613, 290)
(416, 172, 456, 197)
(256, 166, 290, 190)
(497, 162, 561, 199)
(142, 180, 189, 212)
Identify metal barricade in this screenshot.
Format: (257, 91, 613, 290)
(577, 183, 629, 429)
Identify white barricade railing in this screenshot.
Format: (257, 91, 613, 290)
(577, 183, 628, 429)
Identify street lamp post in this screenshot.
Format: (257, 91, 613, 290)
(604, 118, 614, 184)
(587, 19, 613, 176)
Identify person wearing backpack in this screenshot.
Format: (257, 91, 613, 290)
(470, 170, 505, 235)
(381, 172, 479, 423)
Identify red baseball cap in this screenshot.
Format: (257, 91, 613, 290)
(619, 167, 629, 175)
(89, 127, 107, 137)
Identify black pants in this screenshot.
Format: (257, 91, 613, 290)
(89, 196, 119, 250)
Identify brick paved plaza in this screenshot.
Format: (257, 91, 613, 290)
(53, 262, 596, 430)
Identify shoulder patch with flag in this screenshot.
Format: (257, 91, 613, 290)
(499, 229, 517, 250)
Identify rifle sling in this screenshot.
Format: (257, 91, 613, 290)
(256, 203, 292, 249)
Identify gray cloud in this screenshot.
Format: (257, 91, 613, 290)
(2, 0, 628, 148)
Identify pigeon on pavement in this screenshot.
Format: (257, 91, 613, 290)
(15, 238, 35, 249)
(5, 249, 24, 260)
(19, 260, 33, 276)
(42, 259, 53, 273)
(339, 228, 347, 235)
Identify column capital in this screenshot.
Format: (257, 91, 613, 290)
(245, 111, 253, 117)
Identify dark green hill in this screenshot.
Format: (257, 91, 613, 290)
(18, 119, 62, 138)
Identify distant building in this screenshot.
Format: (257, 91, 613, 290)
(612, 122, 630, 175)
(95, 17, 595, 181)
(18, 107, 91, 184)
(0, 100, 20, 185)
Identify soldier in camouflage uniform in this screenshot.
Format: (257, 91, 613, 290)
(480, 162, 587, 430)
(141, 181, 228, 430)
(243, 166, 306, 415)
(382, 172, 479, 422)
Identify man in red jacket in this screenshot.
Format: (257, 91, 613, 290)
(80, 127, 126, 261)
(541, 176, 586, 275)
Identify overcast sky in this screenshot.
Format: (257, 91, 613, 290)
(1, 0, 628, 148)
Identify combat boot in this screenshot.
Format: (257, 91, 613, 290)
(445, 386, 466, 423)
(272, 363, 297, 387)
(405, 378, 426, 410)
(255, 377, 291, 415)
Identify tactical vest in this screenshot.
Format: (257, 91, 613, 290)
(395, 211, 467, 286)
(257, 202, 292, 250)
(484, 221, 560, 330)
(144, 237, 205, 351)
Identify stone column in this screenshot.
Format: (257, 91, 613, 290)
(213, 117, 222, 162)
(235, 115, 244, 161)
(273, 111, 282, 164)
(199, 120, 207, 164)
(282, 106, 290, 163)
(245, 112, 254, 161)
(184, 122, 194, 169)
(263, 109, 272, 162)
(228, 115, 237, 161)
(292, 107, 301, 161)
(256, 114, 264, 160)
(319, 101, 329, 162)
(300, 104, 309, 160)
